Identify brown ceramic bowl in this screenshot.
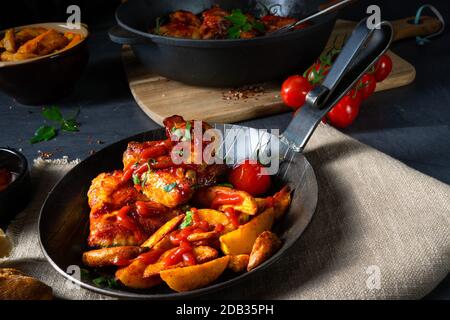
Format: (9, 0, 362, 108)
(0, 22, 89, 105)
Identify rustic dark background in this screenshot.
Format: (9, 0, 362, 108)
(0, 0, 448, 299)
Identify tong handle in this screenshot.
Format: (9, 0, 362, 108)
(282, 18, 393, 151)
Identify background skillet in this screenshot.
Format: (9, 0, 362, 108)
(110, 0, 342, 87)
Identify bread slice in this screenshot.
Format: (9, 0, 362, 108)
(0, 268, 53, 300)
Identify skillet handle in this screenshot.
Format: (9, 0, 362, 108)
(109, 25, 146, 45)
(281, 18, 393, 152)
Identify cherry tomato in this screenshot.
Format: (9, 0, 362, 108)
(374, 54, 393, 82)
(228, 160, 271, 196)
(327, 95, 361, 128)
(281, 75, 312, 109)
(358, 73, 377, 100)
(346, 88, 363, 104)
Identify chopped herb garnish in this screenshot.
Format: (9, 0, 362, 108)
(141, 171, 148, 187)
(80, 268, 90, 279)
(184, 122, 192, 141)
(172, 128, 183, 139)
(179, 210, 193, 229)
(92, 276, 119, 288)
(225, 9, 265, 39)
(30, 125, 57, 144)
(217, 182, 234, 188)
(155, 17, 164, 35)
(42, 106, 63, 122)
(30, 106, 80, 144)
(132, 173, 141, 185)
(163, 182, 177, 192)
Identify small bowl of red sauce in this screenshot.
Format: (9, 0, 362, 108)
(0, 148, 31, 226)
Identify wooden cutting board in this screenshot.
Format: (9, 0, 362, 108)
(122, 19, 417, 126)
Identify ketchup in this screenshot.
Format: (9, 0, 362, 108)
(211, 192, 243, 209)
(162, 241, 196, 266)
(223, 207, 240, 228)
(135, 201, 154, 217)
(116, 206, 144, 241)
(0, 168, 12, 192)
(135, 249, 164, 265)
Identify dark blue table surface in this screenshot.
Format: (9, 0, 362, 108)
(0, 0, 448, 299)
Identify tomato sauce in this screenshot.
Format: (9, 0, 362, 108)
(211, 192, 243, 209)
(135, 249, 165, 265)
(116, 206, 142, 236)
(135, 201, 156, 217)
(0, 168, 12, 192)
(162, 241, 196, 266)
(223, 207, 240, 228)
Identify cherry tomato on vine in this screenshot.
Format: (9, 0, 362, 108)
(374, 54, 393, 82)
(327, 95, 361, 128)
(358, 73, 377, 100)
(228, 160, 271, 196)
(346, 88, 363, 104)
(281, 75, 313, 109)
(305, 62, 331, 84)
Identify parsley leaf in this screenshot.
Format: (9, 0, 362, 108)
(163, 182, 177, 192)
(30, 125, 57, 144)
(154, 17, 164, 35)
(217, 182, 234, 188)
(225, 9, 265, 39)
(61, 118, 79, 132)
(42, 106, 63, 122)
(132, 173, 141, 185)
(93, 276, 119, 288)
(184, 122, 192, 141)
(141, 171, 148, 187)
(31, 106, 81, 144)
(179, 210, 193, 229)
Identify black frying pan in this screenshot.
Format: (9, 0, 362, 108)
(108, 0, 343, 87)
(39, 19, 393, 299)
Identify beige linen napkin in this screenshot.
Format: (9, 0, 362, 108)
(2, 124, 449, 300)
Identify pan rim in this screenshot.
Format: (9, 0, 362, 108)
(38, 126, 318, 299)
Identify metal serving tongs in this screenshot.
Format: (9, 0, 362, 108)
(271, 0, 357, 35)
(279, 18, 393, 160)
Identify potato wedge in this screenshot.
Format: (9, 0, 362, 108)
(160, 256, 230, 292)
(82, 246, 147, 267)
(193, 246, 219, 263)
(219, 207, 274, 255)
(3, 29, 16, 53)
(197, 209, 236, 233)
(144, 246, 218, 278)
(247, 231, 281, 271)
(152, 235, 175, 251)
(255, 187, 291, 219)
(194, 186, 257, 215)
(228, 254, 249, 272)
(143, 261, 184, 278)
(272, 186, 291, 220)
(115, 257, 162, 289)
(141, 214, 185, 248)
(186, 230, 218, 242)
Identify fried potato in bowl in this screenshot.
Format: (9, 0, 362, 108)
(0, 22, 89, 105)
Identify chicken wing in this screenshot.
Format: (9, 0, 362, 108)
(88, 171, 147, 215)
(199, 6, 231, 39)
(158, 10, 202, 39)
(87, 171, 178, 247)
(141, 167, 196, 208)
